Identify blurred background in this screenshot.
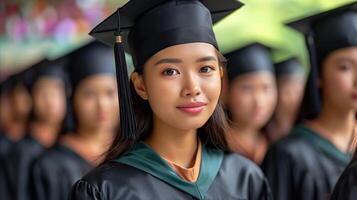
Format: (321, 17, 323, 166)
(0, 0, 356, 80)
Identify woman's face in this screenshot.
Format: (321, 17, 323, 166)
(32, 77, 66, 124)
(320, 47, 357, 112)
(276, 75, 305, 120)
(0, 93, 12, 127)
(74, 74, 119, 132)
(228, 72, 277, 129)
(11, 84, 32, 121)
(132, 42, 222, 131)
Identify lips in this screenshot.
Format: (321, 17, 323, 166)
(177, 102, 207, 115)
(352, 93, 357, 100)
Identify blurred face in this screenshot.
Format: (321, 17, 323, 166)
(228, 72, 277, 129)
(11, 84, 32, 121)
(132, 43, 222, 131)
(0, 93, 12, 127)
(74, 75, 119, 132)
(32, 77, 66, 124)
(276, 75, 305, 120)
(320, 47, 357, 112)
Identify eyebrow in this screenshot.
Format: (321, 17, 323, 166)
(196, 56, 217, 63)
(155, 56, 217, 65)
(155, 58, 182, 65)
(336, 57, 355, 63)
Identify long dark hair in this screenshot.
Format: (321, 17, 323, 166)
(103, 51, 229, 162)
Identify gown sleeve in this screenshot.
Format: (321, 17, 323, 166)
(70, 180, 103, 200)
(262, 145, 294, 200)
(330, 160, 357, 200)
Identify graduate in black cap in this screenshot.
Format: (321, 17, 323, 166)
(70, 0, 272, 199)
(30, 41, 119, 200)
(0, 78, 14, 200)
(5, 58, 68, 200)
(331, 148, 357, 200)
(5, 69, 33, 142)
(262, 2, 357, 200)
(265, 57, 305, 142)
(224, 43, 277, 165)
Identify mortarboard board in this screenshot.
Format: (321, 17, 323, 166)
(89, 0, 243, 143)
(275, 57, 304, 77)
(66, 41, 116, 91)
(225, 43, 275, 81)
(286, 1, 357, 120)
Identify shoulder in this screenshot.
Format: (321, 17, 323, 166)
(210, 152, 272, 199)
(70, 162, 154, 200)
(222, 152, 265, 178)
(267, 126, 314, 158)
(331, 159, 357, 200)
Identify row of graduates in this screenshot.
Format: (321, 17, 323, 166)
(0, 0, 356, 199)
(0, 42, 120, 200)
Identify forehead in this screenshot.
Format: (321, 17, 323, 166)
(147, 42, 217, 62)
(327, 46, 357, 62)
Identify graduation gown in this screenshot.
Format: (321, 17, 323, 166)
(70, 141, 272, 200)
(5, 134, 45, 200)
(30, 143, 92, 200)
(330, 158, 357, 200)
(0, 133, 12, 200)
(262, 124, 352, 200)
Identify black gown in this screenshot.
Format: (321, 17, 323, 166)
(30, 143, 92, 200)
(330, 158, 357, 200)
(0, 133, 12, 200)
(70, 141, 272, 200)
(262, 124, 352, 200)
(5, 134, 45, 200)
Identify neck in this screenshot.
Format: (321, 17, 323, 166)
(272, 112, 294, 136)
(145, 117, 198, 168)
(230, 121, 259, 138)
(62, 126, 114, 165)
(308, 101, 355, 152)
(6, 121, 26, 141)
(30, 121, 60, 147)
(75, 126, 113, 144)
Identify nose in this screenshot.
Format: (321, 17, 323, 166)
(181, 73, 202, 97)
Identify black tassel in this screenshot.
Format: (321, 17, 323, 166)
(298, 32, 321, 121)
(114, 9, 137, 141)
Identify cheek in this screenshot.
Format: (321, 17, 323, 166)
(202, 77, 221, 101)
(75, 99, 96, 122)
(324, 73, 354, 97)
(229, 90, 252, 115)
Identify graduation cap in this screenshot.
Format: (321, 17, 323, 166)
(275, 57, 304, 77)
(225, 43, 274, 81)
(66, 41, 116, 91)
(9, 60, 46, 93)
(29, 58, 69, 93)
(89, 0, 243, 143)
(286, 1, 357, 120)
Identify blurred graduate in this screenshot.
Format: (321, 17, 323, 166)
(30, 41, 119, 200)
(224, 43, 277, 164)
(5, 58, 68, 200)
(262, 2, 357, 200)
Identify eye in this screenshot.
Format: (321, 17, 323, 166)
(106, 89, 116, 97)
(163, 68, 180, 76)
(83, 90, 95, 98)
(338, 63, 352, 71)
(200, 66, 215, 73)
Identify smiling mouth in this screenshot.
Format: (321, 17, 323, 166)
(177, 102, 207, 115)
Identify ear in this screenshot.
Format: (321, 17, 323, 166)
(131, 72, 148, 100)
